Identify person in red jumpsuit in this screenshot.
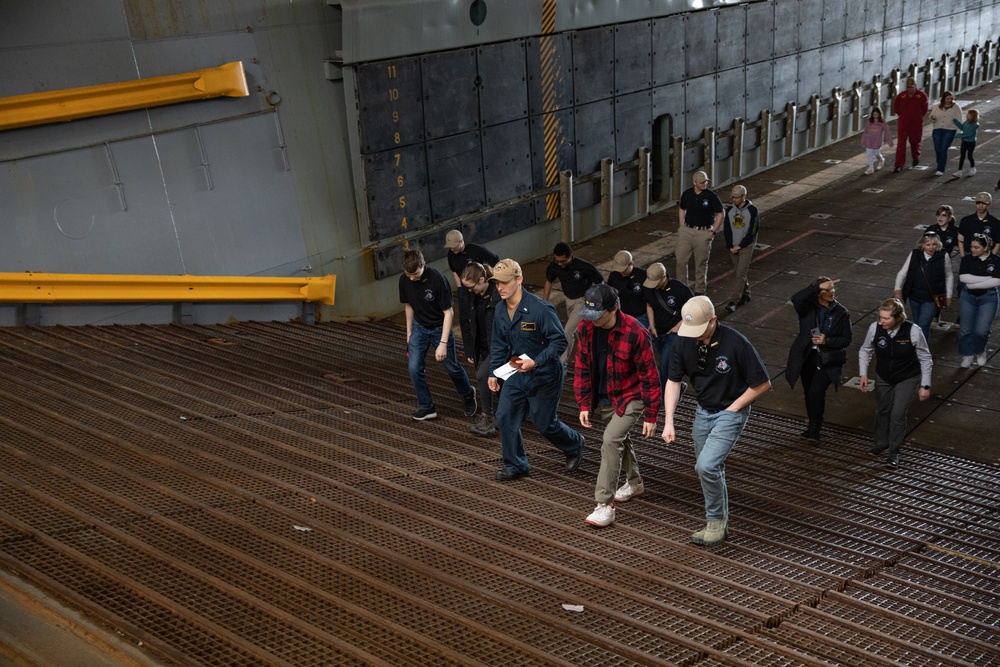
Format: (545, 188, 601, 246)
(893, 77, 930, 173)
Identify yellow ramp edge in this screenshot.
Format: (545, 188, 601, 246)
(0, 62, 249, 131)
(0, 272, 336, 307)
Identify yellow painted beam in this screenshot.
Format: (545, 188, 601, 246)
(0, 272, 336, 306)
(0, 62, 249, 131)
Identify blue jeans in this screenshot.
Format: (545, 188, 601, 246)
(407, 322, 473, 410)
(958, 289, 999, 355)
(932, 128, 956, 172)
(908, 298, 937, 346)
(495, 366, 583, 473)
(691, 406, 751, 521)
(653, 332, 677, 392)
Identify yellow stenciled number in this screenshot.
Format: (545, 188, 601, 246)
(387, 64, 397, 79)
(398, 195, 406, 209)
(394, 153, 400, 166)
(397, 175, 404, 187)
(388, 88, 399, 101)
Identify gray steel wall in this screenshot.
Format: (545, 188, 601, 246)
(0, 0, 996, 324)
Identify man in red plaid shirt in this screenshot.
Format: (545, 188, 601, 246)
(574, 284, 662, 527)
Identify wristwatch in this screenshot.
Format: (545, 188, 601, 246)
(921, 385, 930, 390)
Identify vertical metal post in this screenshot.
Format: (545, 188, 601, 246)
(784, 102, 797, 158)
(923, 58, 934, 99)
(852, 82, 863, 132)
(983, 40, 993, 80)
(831, 88, 843, 141)
(759, 109, 771, 168)
(732, 118, 745, 179)
(703, 126, 715, 183)
(600, 157, 614, 228)
(967, 46, 977, 88)
(871, 75, 882, 110)
(671, 135, 684, 202)
(559, 170, 574, 242)
(889, 69, 902, 117)
(807, 95, 819, 148)
(637, 146, 651, 217)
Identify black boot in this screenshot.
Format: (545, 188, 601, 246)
(799, 422, 820, 441)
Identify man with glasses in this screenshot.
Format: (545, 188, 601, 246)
(892, 76, 929, 173)
(722, 185, 761, 313)
(542, 242, 604, 366)
(676, 171, 725, 296)
(399, 249, 478, 421)
(661, 296, 771, 546)
(958, 192, 1000, 256)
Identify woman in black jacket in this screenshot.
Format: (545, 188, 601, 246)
(459, 262, 503, 436)
(786, 277, 853, 441)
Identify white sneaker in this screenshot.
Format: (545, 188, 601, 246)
(970, 167, 977, 176)
(976, 353, 988, 366)
(961, 355, 973, 368)
(875, 156, 885, 171)
(614, 481, 645, 503)
(935, 170, 945, 176)
(864, 166, 874, 175)
(585, 503, 615, 527)
(953, 170, 964, 178)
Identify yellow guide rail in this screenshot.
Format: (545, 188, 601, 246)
(0, 272, 336, 306)
(0, 61, 249, 131)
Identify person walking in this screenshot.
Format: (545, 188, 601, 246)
(859, 299, 933, 467)
(952, 108, 980, 178)
(925, 205, 960, 257)
(399, 249, 478, 421)
(458, 262, 502, 436)
(661, 297, 771, 547)
(574, 284, 661, 528)
(958, 192, 1000, 256)
(489, 259, 585, 481)
(786, 278, 852, 442)
(675, 171, 724, 295)
(643, 262, 694, 389)
(722, 184, 760, 313)
(542, 242, 604, 366)
(893, 231, 953, 344)
(957, 233, 1000, 368)
(860, 106, 893, 174)
(892, 77, 929, 173)
(929, 91, 962, 176)
(607, 250, 649, 328)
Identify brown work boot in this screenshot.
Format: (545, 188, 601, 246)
(691, 519, 728, 546)
(470, 413, 496, 437)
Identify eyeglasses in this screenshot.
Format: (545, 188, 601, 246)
(697, 344, 709, 371)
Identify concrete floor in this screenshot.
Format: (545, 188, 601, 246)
(526, 80, 1000, 468)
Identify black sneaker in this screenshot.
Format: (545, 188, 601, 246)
(463, 389, 478, 417)
(737, 293, 752, 307)
(496, 467, 529, 481)
(892, 167, 903, 173)
(912, 159, 919, 168)
(869, 444, 887, 456)
(412, 407, 438, 421)
(725, 301, 737, 313)
(887, 453, 899, 467)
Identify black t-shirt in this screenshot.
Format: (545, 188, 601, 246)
(668, 324, 769, 412)
(447, 243, 499, 276)
(545, 257, 604, 299)
(925, 223, 959, 256)
(958, 213, 1000, 253)
(608, 267, 648, 318)
(643, 279, 694, 332)
(399, 266, 452, 328)
(679, 187, 725, 229)
(959, 252, 1000, 295)
(593, 326, 610, 404)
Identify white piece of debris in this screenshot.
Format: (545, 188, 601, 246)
(561, 604, 585, 612)
(293, 525, 313, 532)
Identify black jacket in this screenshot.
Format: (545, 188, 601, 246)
(459, 283, 502, 365)
(786, 284, 852, 390)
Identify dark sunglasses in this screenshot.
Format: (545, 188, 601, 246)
(697, 344, 709, 371)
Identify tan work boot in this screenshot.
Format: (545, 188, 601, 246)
(691, 519, 728, 546)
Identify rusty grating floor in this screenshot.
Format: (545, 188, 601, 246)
(0, 320, 997, 666)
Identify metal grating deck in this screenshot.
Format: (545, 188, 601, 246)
(0, 321, 997, 666)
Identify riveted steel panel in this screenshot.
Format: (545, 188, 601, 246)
(614, 90, 652, 163)
(846, 0, 875, 39)
(477, 40, 529, 128)
(529, 109, 575, 190)
(365, 144, 432, 240)
(372, 227, 453, 280)
(651, 14, 686, 85)
(822, 0, 846, 46)
(426, 131, 484, 220)
(525, 33, 574, 116)
(881, 30, 902, 74)
(614, 21, 652, 95)
(745, 61, 773, 117)
(575, 99, 615, 175)
(900, 25, 919, 68)
(718, 5, 747, 71)
(685, 11, 718, 79)
(861, 35, 885, 92)
(797, 52, 821, 106)
(482, 120, 532, 205)
(614, 166, 638, 197)
(820, 44, 845, 97)
(422, 49, 479, 139)
(799, 0, 824, 49)
(357, 57, 425, 155)
(572, 26, 615, 105)
(884, 0, 904, 30)
(716, 69, 747, 131)
(470, 201, 536, 242)
(917, 20, 938, 64)
(902, 0, 922, 25)
(745, 1, 775, 65)
(684, 76, 717, 143)
(772, 55, 798, 109)
(944, 14, 966, 49)
(774, 1, 800, 57)
(651, 82, 686, 138)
